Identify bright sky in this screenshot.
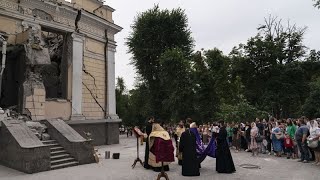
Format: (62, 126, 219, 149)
(105, 0, 320, 90)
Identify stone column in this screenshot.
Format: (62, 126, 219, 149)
(105, 45, 121, 144)
(71, 33, 85, 120)
(106, 46, 119, 119)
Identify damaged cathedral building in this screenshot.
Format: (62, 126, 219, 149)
(0, 0, 122, 173)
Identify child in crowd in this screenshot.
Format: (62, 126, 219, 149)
(284, 132, 294, 159)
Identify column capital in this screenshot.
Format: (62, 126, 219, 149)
(107, 47, 116, 52)
(71, 33, 85, 42)
(107, 41, 117, 52)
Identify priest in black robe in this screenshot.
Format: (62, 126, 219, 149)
(216, 120, 236, 174)
(179, 125, 200, 176)
(144, 117, 154, 169)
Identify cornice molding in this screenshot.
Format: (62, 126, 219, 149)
(0, 0, 122, 44)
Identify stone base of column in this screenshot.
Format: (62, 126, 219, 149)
(70, 114, 86, 121)
(106, 114, 120, 120)
(106, 117, 121, 145)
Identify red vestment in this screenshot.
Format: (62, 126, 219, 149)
(150, 137, 174, 163)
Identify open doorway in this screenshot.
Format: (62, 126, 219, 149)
(0, 46, 25, 109)
(41, 30, 66, 99)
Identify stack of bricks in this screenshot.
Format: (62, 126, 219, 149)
(82, 58, 106, 119)
(25, 88, 46, 120)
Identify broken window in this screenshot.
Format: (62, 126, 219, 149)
(41, 30, 67, 99)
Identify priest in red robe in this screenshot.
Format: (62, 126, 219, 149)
(148, 122, 175, 172)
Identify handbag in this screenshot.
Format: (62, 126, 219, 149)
(255, 133, 263, 143)
(307, 138, 319, 148)
(262, 139, 268, 146)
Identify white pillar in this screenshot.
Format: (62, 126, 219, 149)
(106, 46, 118, 119)
(71, 33, 85, 120)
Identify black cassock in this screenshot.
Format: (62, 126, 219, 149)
(179, 129, 200, 176)
(144, 121, 153, 169)
(216, 126, 236, 173)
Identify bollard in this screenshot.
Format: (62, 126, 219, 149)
(105, 151, 110, 159)
(113, 153, 120, 159)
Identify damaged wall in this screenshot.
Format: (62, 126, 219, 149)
(71, 0, 114, 22)
(0, 16, 21, 44)
(82, 38, 106, 120)
(23, 75, 46, 120)
(0, 0, 122, 122)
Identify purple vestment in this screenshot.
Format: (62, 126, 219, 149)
(189, 128, 216, 162)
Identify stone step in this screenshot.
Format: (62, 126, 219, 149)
(51, 154, 70, 160)
(51, 157, 75, 166)
(42, 140, 57, 144)
(51, 161, 79, 170)
(45, 143, 60, 147)
(50, 146, 64, 151)
(43, 137, 80, 171)
(51, 150, 67, 155)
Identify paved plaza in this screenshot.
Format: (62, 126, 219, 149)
(0, 135, 319, 180)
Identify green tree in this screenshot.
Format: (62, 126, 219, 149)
(126, 5, 194, 120)
(217, 96, 268, 122)
(116, 77, 126, 94)
(301, 50, 320, 84)
(314, 0, 320, 8)
(191, 49, 231, 122)
(302, 77, 320, 118)
(305, 50, 320, 62)
(159, 48, 195, 120)
(125, 84, 151, 127)
(116, 77, 129, 125)
(231, 16, 307, 118)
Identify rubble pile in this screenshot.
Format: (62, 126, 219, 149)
(0, 106, 50, 140)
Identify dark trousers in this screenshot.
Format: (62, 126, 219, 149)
(297, 140, 310, 161)
(285, 147, 293, 157)
(308, 147, 315, 161)
(266, 137, 272, 152)
(227, 136, 232, 147)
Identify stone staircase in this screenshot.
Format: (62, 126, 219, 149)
(42, 140, 79, 170)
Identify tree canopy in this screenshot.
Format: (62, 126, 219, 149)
(126, 5, 194, 120)
(314, 0, 320, 8)
(119, 7, 320, 125)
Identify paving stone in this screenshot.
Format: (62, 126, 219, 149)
(0, 135, 319, 180)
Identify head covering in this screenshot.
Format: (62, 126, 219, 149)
(251, 122, 257, 128)
(150, 123, 170, 140)
(190, 122, 197, 128)
(310, 120, 319, 133)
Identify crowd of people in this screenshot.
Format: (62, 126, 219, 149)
(178, 117, 320, 164)
(134, 116, 320, 177)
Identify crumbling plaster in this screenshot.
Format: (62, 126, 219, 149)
(0, 0, 122, 121)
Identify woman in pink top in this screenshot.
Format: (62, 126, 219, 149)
(250, 122, 259, 156)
